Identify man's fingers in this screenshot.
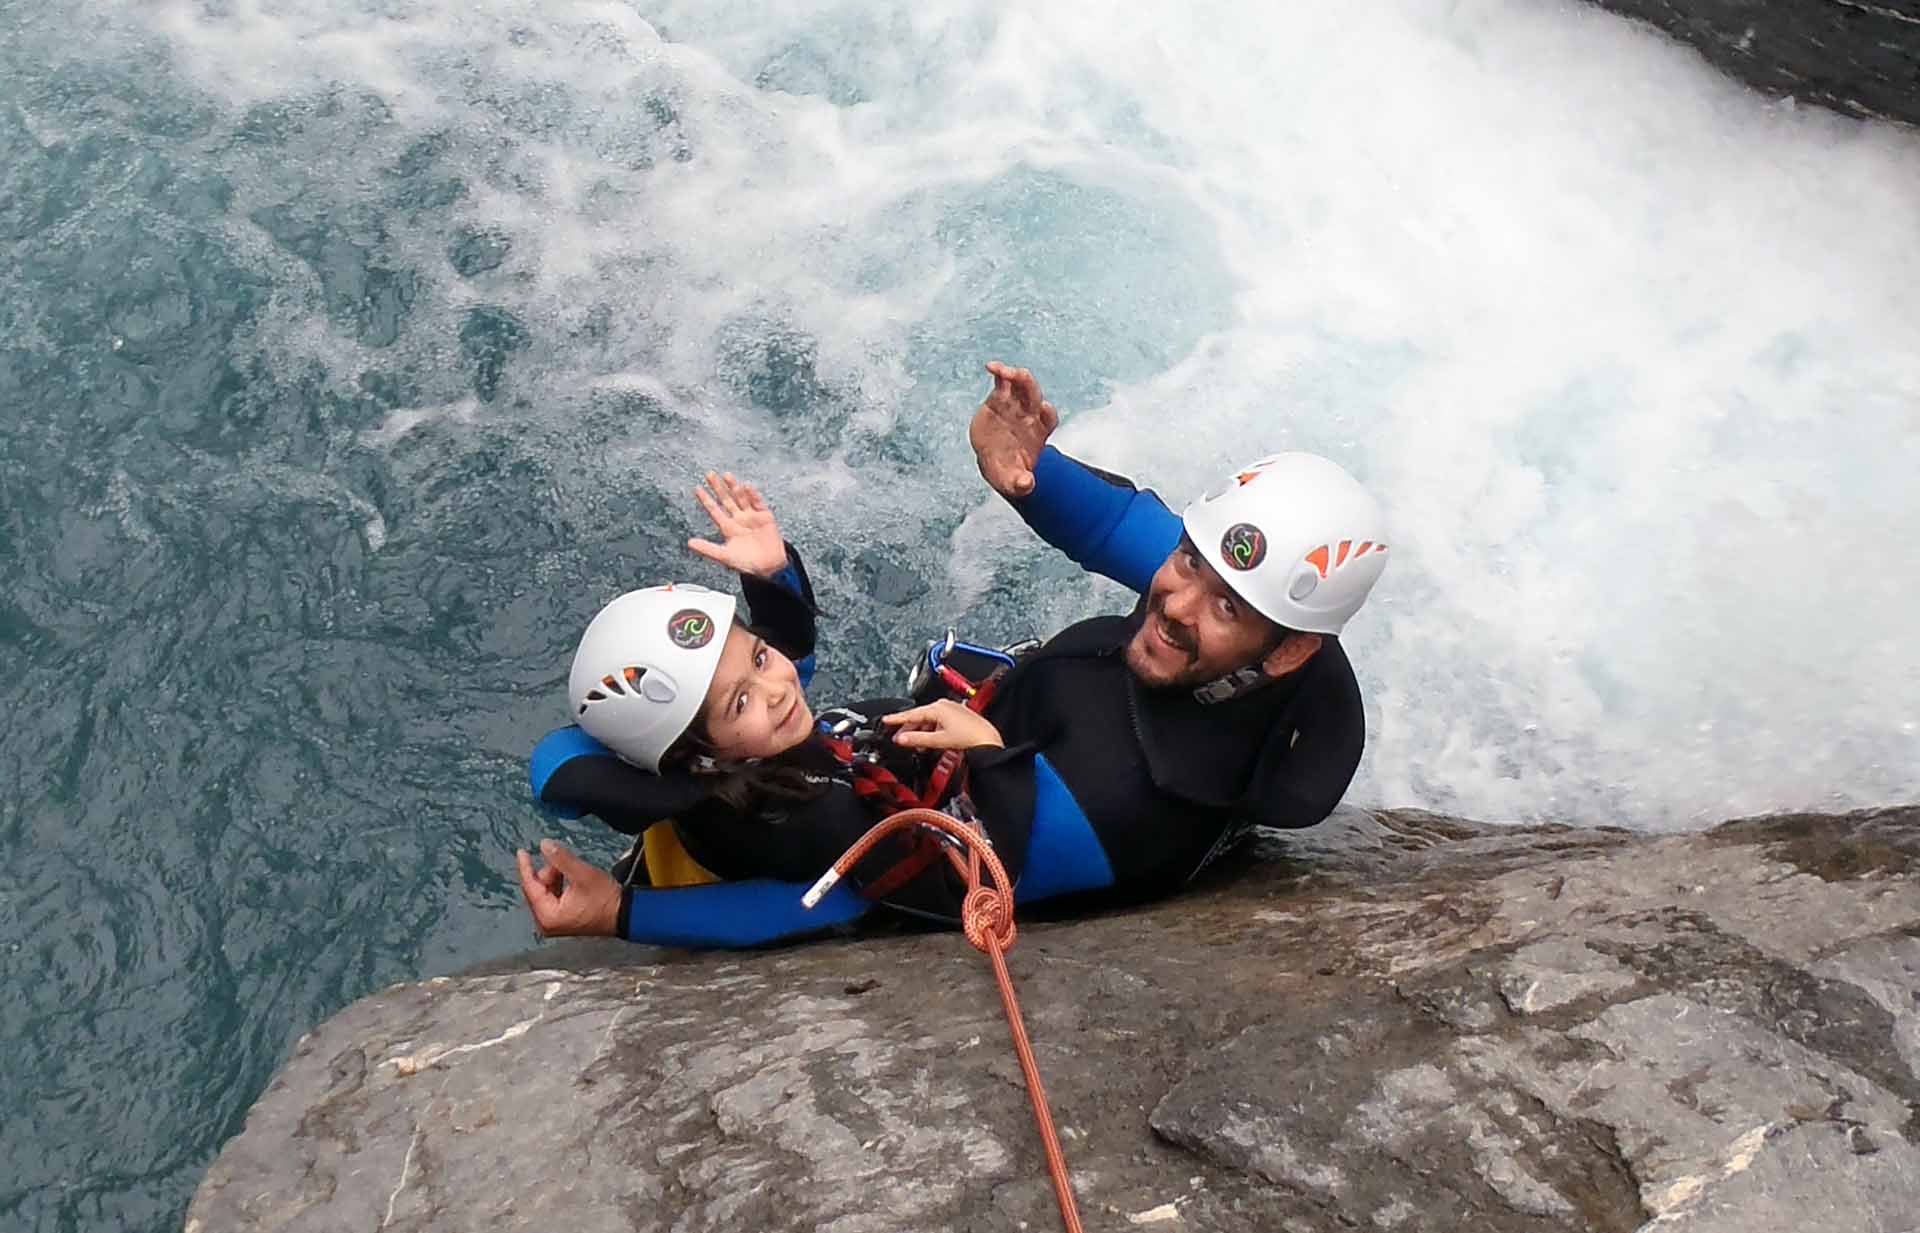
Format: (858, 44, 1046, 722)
(741, 482, 768, 513)
(710, 471, 743, 516)
(687, 536, 730, 565)
(1039, 400, 1058, 431)
(985, 362, 1048, 422)
(540, 838, 599, 883)
(516, 850, 556, 924)
(1010, 370, 1047, 418)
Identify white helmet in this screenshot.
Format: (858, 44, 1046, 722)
(1181, 453, 1388, 636)
(568, 584, 737, 771)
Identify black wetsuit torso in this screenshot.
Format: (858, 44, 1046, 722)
(981, 603, 1366, 900)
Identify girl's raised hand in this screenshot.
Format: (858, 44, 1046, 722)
(688, 471, 788, 578)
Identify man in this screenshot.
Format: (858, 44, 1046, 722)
(519, 362, 1387, 939)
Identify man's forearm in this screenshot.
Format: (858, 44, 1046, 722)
(1010, 446, 1182, 593)
(616, 877, 869, 948)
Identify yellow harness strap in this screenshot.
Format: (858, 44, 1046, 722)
(640, 821, 720, 887)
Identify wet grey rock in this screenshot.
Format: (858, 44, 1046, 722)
(1583, 0, 1920, 127)
(187, 805, 1920, 1232)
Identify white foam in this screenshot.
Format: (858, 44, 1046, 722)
(138, 0, 1920, 827)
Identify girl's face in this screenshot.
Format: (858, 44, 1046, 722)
(697, 624, 814, 761)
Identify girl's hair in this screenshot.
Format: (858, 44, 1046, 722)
(659, 622, 831, 817)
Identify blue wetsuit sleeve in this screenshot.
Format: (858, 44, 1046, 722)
(1011, 755, 1116, 904)
(529, 727, 604, 820)
(616, 879, 869, 948)
(1010, 447, 1182, 594)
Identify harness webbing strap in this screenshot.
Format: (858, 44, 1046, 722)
(840, 667, 1008, 902)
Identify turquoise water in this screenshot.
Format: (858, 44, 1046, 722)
(3, 2, 1917, 1229)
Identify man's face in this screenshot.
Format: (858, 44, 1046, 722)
(1124, 538, 1282, 689)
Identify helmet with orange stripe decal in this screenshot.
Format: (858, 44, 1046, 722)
(1181, 453, 1387, 636)
(568, 584, 737, 771)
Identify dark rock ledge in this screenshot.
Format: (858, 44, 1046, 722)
(187, 805, 1919, 1231)
(1583, 0, 1920, 127)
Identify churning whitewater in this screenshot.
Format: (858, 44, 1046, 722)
(1, 1, 1917, 1230)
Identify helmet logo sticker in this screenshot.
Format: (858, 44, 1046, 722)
(667, 609, 716, 649)
(1220, 523, 1267, 571)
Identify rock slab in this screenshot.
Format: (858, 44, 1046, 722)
(1585, 0, 1920, 126)
(187, 806, 1920, 1232)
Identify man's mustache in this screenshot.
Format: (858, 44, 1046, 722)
(1147, 597, 1198, 656)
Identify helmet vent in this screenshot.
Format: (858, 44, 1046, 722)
(597, 666, 648, 698)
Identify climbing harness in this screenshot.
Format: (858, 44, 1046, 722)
(803, 806, 1085, 1233)
(821, 653, 1011, 904)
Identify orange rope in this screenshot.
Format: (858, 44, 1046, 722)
(804, 808, 1085, 1233)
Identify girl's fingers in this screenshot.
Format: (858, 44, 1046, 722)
(706, 471, 741, 516)
(693, 484, 729, 529)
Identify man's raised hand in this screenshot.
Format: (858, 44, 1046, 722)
(968, 361, 1058, 499)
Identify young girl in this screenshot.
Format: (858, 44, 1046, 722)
(528, 473, 1025, 945)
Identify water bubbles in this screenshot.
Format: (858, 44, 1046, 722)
(115, 0, 1920, 835)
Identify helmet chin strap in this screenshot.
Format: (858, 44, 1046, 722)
(1191, 663, 1270, 706)
(691, 753, 762, 773)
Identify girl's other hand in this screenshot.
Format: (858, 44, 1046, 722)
(688, 471, 788, 578)
(881, 701, 1005, 751)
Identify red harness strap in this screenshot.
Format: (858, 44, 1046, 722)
(845, 668, 1008, 903)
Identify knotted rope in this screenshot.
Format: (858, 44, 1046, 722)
(804, 807, 1084, 1233)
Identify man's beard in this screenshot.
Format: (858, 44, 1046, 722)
(1124, 599, 1207, 689)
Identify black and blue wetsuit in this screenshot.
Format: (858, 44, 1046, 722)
(977, 446, 1368, 903)
(528, 447, 1366, 946)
